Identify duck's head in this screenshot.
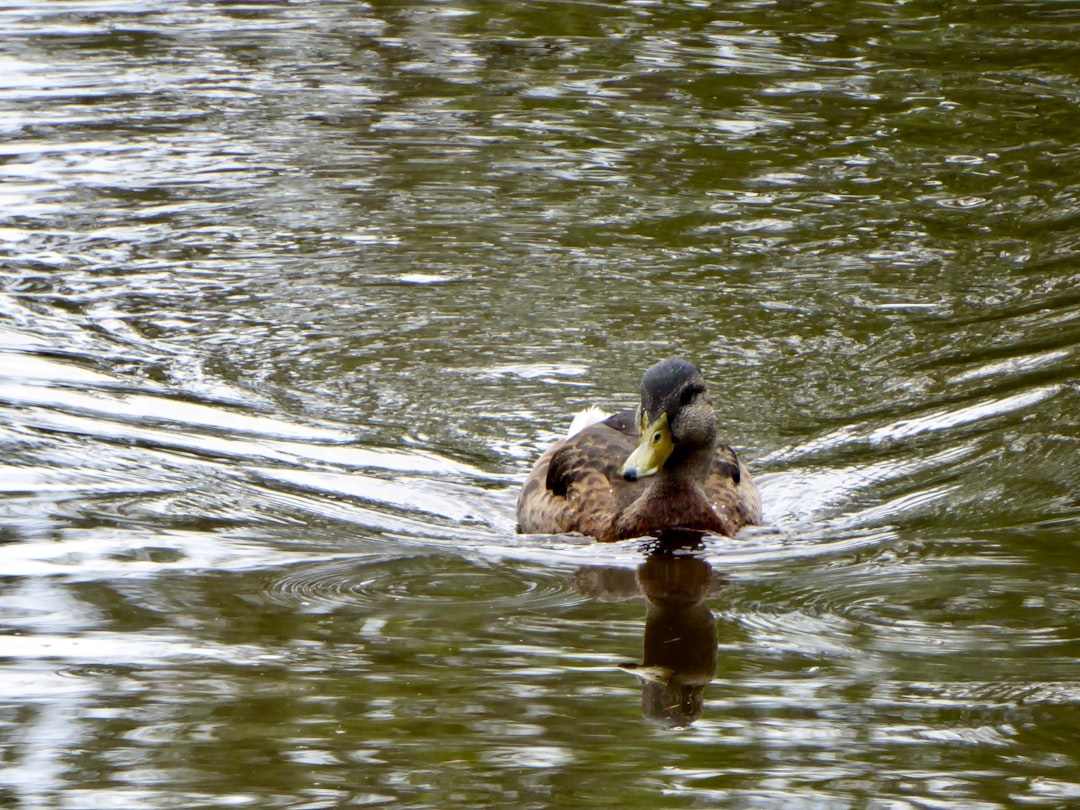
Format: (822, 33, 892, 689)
(618, 358, 717, 482)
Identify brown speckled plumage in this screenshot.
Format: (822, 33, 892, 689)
(516, 360, 762, 542)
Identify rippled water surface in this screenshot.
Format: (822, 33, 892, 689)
(2, 0, 1080, 807)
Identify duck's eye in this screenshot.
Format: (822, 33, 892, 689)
(679, 385, 702, 407)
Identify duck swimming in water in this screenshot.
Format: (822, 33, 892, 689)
(516, 358, 761, 542)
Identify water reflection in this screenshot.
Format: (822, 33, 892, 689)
(577, 535, 725, 728)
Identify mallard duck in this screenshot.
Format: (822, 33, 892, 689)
(517, 358, 762, 542)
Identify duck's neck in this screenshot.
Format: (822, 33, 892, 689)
(608, 440, 725, 541)
(656, 441, 715, 489)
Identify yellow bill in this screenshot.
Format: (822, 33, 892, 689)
(618, 663, 674, 685)
(618, 413, 674, 481)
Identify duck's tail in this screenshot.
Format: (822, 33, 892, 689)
(566, 405, 611, 438)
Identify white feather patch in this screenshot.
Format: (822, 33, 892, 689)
(566, 405, 611, 438)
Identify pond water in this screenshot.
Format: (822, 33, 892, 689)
(2, 0, 1080, 807)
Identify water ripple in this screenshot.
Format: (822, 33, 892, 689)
(264, 555, 578, 613)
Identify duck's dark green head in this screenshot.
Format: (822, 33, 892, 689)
(639, 358, 706, 422)
(618, 358, 714, 482)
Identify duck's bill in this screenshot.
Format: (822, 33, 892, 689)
(618, 663, 674, 685)
(618, 413, 674, 481)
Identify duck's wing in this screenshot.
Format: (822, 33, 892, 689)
(705, 445, 763, 530)
(516, 410, 641, 538)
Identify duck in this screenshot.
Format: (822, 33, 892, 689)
(516, 358, 762, 542)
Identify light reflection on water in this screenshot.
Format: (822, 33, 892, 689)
(1, 0, 1080, 807)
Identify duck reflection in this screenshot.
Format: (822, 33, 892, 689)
(574, 535, 725, 728)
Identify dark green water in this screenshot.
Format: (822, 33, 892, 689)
(1, 0, 1079, 807)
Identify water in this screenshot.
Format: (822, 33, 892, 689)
(1, 0, 1079, 806)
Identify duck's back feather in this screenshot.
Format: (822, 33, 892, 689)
(517, 410, 637, 539)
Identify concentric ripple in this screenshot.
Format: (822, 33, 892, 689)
(264, 554, 579, 613)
